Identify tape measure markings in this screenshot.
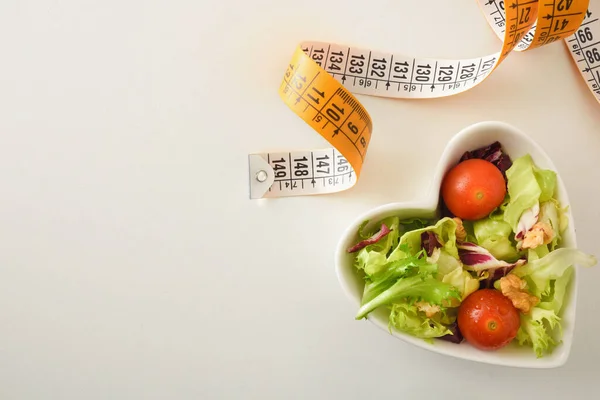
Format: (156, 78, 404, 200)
(307, 42, 501, 99)
(567, 8, 600, 99)
(249, 0, 597, 199)
(281, 56, 372, 158)
(248, 148, 355, 198)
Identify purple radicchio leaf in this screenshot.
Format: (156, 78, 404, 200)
(457, 242, 526, 273)
(457, 241, 526, 288)
(459, 141, 513, 177)
(420, 231, 442, 257)
(347, 223, 391, 253)
(437, 322, 464, 344)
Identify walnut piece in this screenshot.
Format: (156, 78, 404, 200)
(499, 274, 539, 314)
(415, 301, 441, 318)
(453, 217, 467, 242)
(521, 221, 554, 249)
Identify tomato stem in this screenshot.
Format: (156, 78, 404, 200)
(488, 320, 497, 331)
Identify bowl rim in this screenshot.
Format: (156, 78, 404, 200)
(334, 120, 579, 368)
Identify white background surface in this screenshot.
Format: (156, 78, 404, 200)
(1, 1, 600, 399)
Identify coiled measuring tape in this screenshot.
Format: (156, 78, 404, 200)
(248, 0, 599, 199)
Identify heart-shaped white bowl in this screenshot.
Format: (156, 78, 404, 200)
(335, 121, 579, 368)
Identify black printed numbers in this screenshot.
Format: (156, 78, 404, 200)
(349, 54, 365, 74)
(325, 103, 345, 122)
(316, 155, 330, 174)
(272, 158, 287, 179)
(347, 122, 359, 134)
(306, 87, 326, 105)
(392, 61, 410, 80)
(578, 27, 594, 43)
(328, 51, 345, 72)
(459, 63, 477, 80)
(557, 0, 574, 11)
(370, 58, 387, 78)
(519, 7, 531, 24)
(437, 65, 454, 82)
(414, 64, 432, 82)
(311, 48, 325, 66)
(586, 48, 600, 64)
(553, 19, 569, 33)
(293, 156, 309, 177)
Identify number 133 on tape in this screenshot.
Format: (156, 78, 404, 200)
(248, 0, 598, 199)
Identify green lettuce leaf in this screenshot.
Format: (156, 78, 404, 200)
(538, 266, 573, 315)
(433, 248, 462, 276)
(399, 218, 431, 232)
(526, 244, 550, 262)
(355, 258, 461, 320)
(516, 306, 562, 358)
(472, 218, 520, 262)
(513, 248, 597, 297)
(441, 264, 480, 300)
(388, 303, 452, 339)
(361, 248, 433, 305)
(538, 200, 568, 251)
(503, 154, 557, 232)
(429, 248, 479, 300)
(388, 217, 459, 261)
(535, 168, 557, 203)
(513, 249, 594, 357)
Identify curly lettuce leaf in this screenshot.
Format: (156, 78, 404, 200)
(361, 248, 433, 305)
(354, 218, 464, 322)
(516, 306, 562, 358)
(388, 303, 452, 339)
(513, 250, 593, 357)
(503, 154, 557, 232)
(355, 269, 461, 320)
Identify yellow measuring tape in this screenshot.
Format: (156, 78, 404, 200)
(248, 0, 597, 199)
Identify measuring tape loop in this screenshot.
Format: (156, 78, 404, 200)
(249, 0, 598, 199)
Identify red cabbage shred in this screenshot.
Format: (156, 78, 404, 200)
(459, 141, 512, 177)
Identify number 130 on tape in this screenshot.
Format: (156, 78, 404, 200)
(248, 0, 598, 199)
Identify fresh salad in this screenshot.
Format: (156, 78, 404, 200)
(347, 142, 597, 357)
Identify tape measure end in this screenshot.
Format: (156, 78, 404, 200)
(248, 154, 275, 199)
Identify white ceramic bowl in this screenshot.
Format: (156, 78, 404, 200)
(334, 121, 579, 368)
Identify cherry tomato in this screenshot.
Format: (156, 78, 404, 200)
(457, 289, 520, 351)
(441, 159, 506, 220)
